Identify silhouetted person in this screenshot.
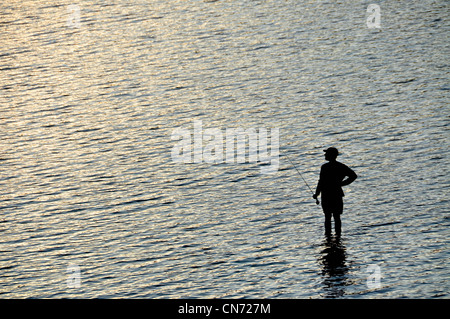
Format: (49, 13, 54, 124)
(313, 148, 357, 236)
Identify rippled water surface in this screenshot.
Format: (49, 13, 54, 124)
(0, 0, 449, 298)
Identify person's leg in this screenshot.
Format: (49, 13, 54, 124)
(333, 212, 341, 236)
(333, 198, 344, 236)
(322, 201, 332, 235)
(324, 211, 332, 235)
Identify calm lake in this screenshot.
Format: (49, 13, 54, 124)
(0, 0, 448, 298)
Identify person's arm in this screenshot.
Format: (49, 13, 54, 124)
(341, 167, 357, 186)
(313, 168, 322, 199)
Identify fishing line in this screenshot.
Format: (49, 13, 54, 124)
(283, 151, 320, 205)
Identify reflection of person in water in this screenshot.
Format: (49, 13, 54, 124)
(313, 148, 357, 236)
(319, 236, 348, 298)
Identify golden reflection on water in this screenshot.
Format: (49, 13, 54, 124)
(0, 0, 448, 299)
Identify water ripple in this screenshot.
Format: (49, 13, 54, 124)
(0, 0, 448, 299)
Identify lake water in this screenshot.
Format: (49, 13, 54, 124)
(0, 0, 448, 298)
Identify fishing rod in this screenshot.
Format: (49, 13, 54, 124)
(283, 151, 320, 205)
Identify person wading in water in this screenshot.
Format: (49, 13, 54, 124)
(313, 148, 357, 236)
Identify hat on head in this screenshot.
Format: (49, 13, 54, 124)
(323, 147, 339, 157)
